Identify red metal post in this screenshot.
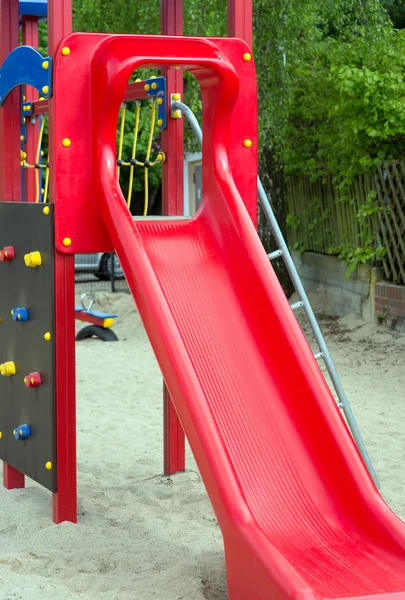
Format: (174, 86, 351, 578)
(227, 0, 252, 49)
(161, 0, 186, 475)
(48, 0, 77, 523)
(0, 0, 25, 490)
(22, 16, 40, 203)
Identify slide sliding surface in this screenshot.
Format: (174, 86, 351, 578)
(99, 185, 405, 600)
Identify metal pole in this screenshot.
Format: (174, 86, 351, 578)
(48, 0, 78, 523)
(257, 178, 379, 488)
(173, 98, 380, 489)
(160, 0, 186, 476)
(0, 0, 25, 491)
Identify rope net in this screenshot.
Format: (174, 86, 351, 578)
(20, 87, 165, 214)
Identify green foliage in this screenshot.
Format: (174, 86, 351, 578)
(286, 23, 405, 182)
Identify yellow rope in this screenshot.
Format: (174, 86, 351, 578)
(43, 153, 50, 203)
(144, 100, 156, 217)
(117, 103, 126, 180)
(127, 101, 141, 209)
(35, 115, 46, 203)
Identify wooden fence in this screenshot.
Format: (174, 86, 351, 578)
(286, 161, 405, 284)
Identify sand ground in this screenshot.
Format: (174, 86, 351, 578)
(0, 289, 403, 600)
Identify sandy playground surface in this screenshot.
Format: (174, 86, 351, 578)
(0, 289, 404, 599)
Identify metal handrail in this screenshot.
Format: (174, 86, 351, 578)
(172, 99, 379, 489)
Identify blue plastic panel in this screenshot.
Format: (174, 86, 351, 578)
(145, 76, 167, 130)
(19, 0, 47, 17)
(0, 46, 52, 105)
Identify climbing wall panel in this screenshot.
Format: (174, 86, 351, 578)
(0, 202, 56, 491)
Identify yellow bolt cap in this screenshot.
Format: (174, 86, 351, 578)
(20, 135, 24, 141)
(150, 75, 157, 79)
(63, 237, 72, 247)
(151, 82, 158, 90)
(144, 84, 150, 92)
(157, 98, 163, 105)
(243, 53, 252, 62)
(135, 78, 141, 82)
(243, 139, 253, 148)
(61, 47, 70, 56)
(45, 461, 52, 470)
(24, 377, 27, 384)
(172, 93, 180, 101)
(42, 85, 49, 95)
(0, 432, 3, 440)
(43, 206, 50, 215)
(157, 119, 163, 127)
(44, 332, 51, 341)
(172, 110, 181, 119)
(42, 60, 49, 70)
(62, 138, 71, 147)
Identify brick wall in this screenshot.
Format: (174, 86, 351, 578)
(375, 281, 405, 319)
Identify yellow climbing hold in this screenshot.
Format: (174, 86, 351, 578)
(24, 251, 42, 268)
(0, 362, 16, 376)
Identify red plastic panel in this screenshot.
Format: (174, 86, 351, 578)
(52, 34, 257, 253)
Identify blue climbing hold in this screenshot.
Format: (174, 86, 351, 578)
(13, 424, 31, 440)
(11, 307, 29, 322)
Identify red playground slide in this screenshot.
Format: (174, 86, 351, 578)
(97, 160, 405, 600)
(85, 35, 405, 600)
